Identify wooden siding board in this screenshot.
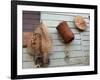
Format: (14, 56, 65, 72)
(50, 33, 81, 40)
(43, 20, 89, 28)
(23, 49, 89, 61)
(22, 62, 36, 69)
(49, 56, 89, 67)
(48, 28, 81, 34)
(41, 14, 89, 23)
(22, 56, 89, 68)
(52, 39, 81, 46)
(41, 12, 89, 18)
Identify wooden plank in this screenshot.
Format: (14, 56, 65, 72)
(41, 13, 74, 21)
(22, 60, 89, 69)
(51, 46, 65, 51)
(74, 34, 81, 40)
(68, 51, 89, 57)
(52, 39, 64, 46)
(51, 45, 82, 52)
(48, 28, 80, 34)
(81, 36, 90, 41)
(48, 28, 58, 34)
(49, 56, 89, 67)
(41, 12, 89, 18)
(81, 32, 90, 36)
(23, 45, 82, 54)
(49, 52, 65, 59)
(52, 39, 81, 46)
(51, 33, 81, 40)
(23, 48, 27, 53)
(50, 33, 62, 40)
(22, 51, 89, 62)
(41, 14, 89, 22)
(47, 21, 75, 28)
(69, 39, 81, 45)
(42, 20, 89, 28)
(71, 29, 81, 34)
(22, 21, 89, 30)
(22, 62, 36, 69)
(50, 51, 89, 59)
(22, 53, 33, 62)
(85, 26, 90, 31)
(49, 58, 67, 67)
(22, 49, 89, 68)
(82, 45, 90, 51)
(82, 41, 90, 46)
(64, 45, 82, 51)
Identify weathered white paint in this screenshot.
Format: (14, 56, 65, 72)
(22, 62, 36, 69)
(82, 36, 90, 41)
(49, 56, 89, 67)
(23, 53, 33, 62)
(52, 39, 81, 46)
(23, 49, 89, 61)
(22, 56, 89, 68)
(41, 12, 89, 18)
(82, 41, 90, 46)
(43, 20, 89, 28)
(50, 45, 82, 52)
(48, 28, 80, 34)
(50, 33, 81, 40)
(41, 14, 89, 23)
(81, 32, 90, 36)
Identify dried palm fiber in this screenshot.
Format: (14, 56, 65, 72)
(27, 22, 52, 67)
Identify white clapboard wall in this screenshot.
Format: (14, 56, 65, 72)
(22, 11, 90, 68)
